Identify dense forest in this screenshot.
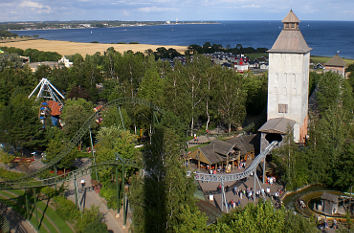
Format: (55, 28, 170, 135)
(0, 47, 352, 232)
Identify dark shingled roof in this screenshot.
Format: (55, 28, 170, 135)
(212, 140, 233, 155)
(324, 55, 346, 67)
(282, 9, 300, 23)
(268, 30, 312, 54)
(226, 134, 258, 155)
(258, 118, 296, 134)
(198, 135, 259, 165)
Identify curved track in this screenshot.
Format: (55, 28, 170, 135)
(0, 159, 139, 190)
(1, 98, 162, 184)
(193, 141, 278, 183)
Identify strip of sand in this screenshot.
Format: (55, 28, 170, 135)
(0, 39, 188, 57)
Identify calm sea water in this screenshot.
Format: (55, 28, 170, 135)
(13, 21, 354, 59)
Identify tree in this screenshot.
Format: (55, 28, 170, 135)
(216, 70, 247, 133)
(130, 126, 202, 233)
(0, 92, 45, 151)
(61, 98, 94, 140)
(209, 201, 317, 233)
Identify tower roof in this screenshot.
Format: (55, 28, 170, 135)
(268, 10, 311, 54)
(282, 9, 300, 23)
(324, 54, 346, 67)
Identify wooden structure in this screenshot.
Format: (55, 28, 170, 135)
(186, 134, 258, 172)
(324, 54, 346, 77)
(321, 193, 339, 215)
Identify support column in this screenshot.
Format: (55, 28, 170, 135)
(116, 166, 120, 216)
(25, 190, 29, 219)
(253, 171, 256, 202)
(263, 159, 266, 184)
(89, 127, 99, 182)
(34, 189, 38, 230)
(123, 190, 127, 226)
(221, 180, 228, 213)
(121, 165, 125, 226)
(73, 175, 79, 209)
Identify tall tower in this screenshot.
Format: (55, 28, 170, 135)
(259, 10, 311, 150)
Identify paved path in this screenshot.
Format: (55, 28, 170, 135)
(65, 171, 128, 233)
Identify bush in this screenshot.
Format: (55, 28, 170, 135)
(99, 182, 119, 209)
(0, 167, 24, 180)
(75, 206, 107, 233)
(0, 151, 15, 165)
(53, 196, 80, 222)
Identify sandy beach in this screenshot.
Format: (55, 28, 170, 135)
(0, 39, 188, 57)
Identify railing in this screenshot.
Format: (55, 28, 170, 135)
(193, 141, 278, 183)
(0, 159, 139, 190)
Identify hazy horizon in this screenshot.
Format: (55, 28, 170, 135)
(1, 0, 354, 22)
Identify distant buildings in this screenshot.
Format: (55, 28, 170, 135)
(28, 56, 73, 72)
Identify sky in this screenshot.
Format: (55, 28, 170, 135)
(1, 0, 354, 22)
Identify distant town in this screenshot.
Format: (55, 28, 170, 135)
(0, 20, 217, 31)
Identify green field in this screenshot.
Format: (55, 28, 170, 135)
(310, 55, 354, 66)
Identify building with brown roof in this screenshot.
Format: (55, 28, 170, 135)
(324, 54, 346, 77)
(187, 134, 258, 172)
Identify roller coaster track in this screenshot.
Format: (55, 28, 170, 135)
(193, 141, 278, 183)
(192, 141, 278, 212)
(1, 98, 162, 183)
(0, 159, 140, 190)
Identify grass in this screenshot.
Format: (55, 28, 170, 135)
(311, 55, 354, 66)
(0, 189, 74, 233)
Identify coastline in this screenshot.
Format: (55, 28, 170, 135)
(0, 39, 188, 56)
(10, 22, 220, 32)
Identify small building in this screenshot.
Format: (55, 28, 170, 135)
(58, 56, 73, 68)
(187, 134, 258, 172)
(324, 54, 346, 77)
(321, 193, 339, 215)
(28, 61, 60, 72)
(234, 58, 249, 73)
(258, 118, 296, 152)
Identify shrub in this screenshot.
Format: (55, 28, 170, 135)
(75, 206, 107, 233)
(53, 196, 80, 222)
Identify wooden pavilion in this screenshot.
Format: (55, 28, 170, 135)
(186, 134, 259, 172)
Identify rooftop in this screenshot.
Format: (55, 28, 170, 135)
(258, 118, 296, 134)
(282, 9, 300, 23)
(324, 54, 346, 67)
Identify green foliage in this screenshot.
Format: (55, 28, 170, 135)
(75, 206, 107, 233)
(0, 92, 45, 149)
(53, 195, 80, 222)
(0, 150, 15, 164)
(95, 126, 140, 180)
(0, 30, 18, 37)
(0, 167, 24, 180)
(173, 204, 208, 233)
(130, 126, 202, 233)
(274, 72, 354, 191)
(22, 48, 61, 62)
(209, 201, 318, 233)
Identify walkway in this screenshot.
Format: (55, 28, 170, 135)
(65, 171, 128, 233)
(198, 174, 284, 212)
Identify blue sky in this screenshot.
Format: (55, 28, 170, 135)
(1, 0, 354, 22)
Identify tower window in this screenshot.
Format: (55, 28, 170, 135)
(278, 104, 288, 113)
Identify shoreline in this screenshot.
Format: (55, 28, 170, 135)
(10, 22, 220, 32)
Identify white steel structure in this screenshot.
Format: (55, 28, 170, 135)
(28, 78, 65, 105)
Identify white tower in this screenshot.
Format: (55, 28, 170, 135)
(259, 10, 311, 150)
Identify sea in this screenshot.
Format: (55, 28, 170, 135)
(13, 21, 354, 59)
